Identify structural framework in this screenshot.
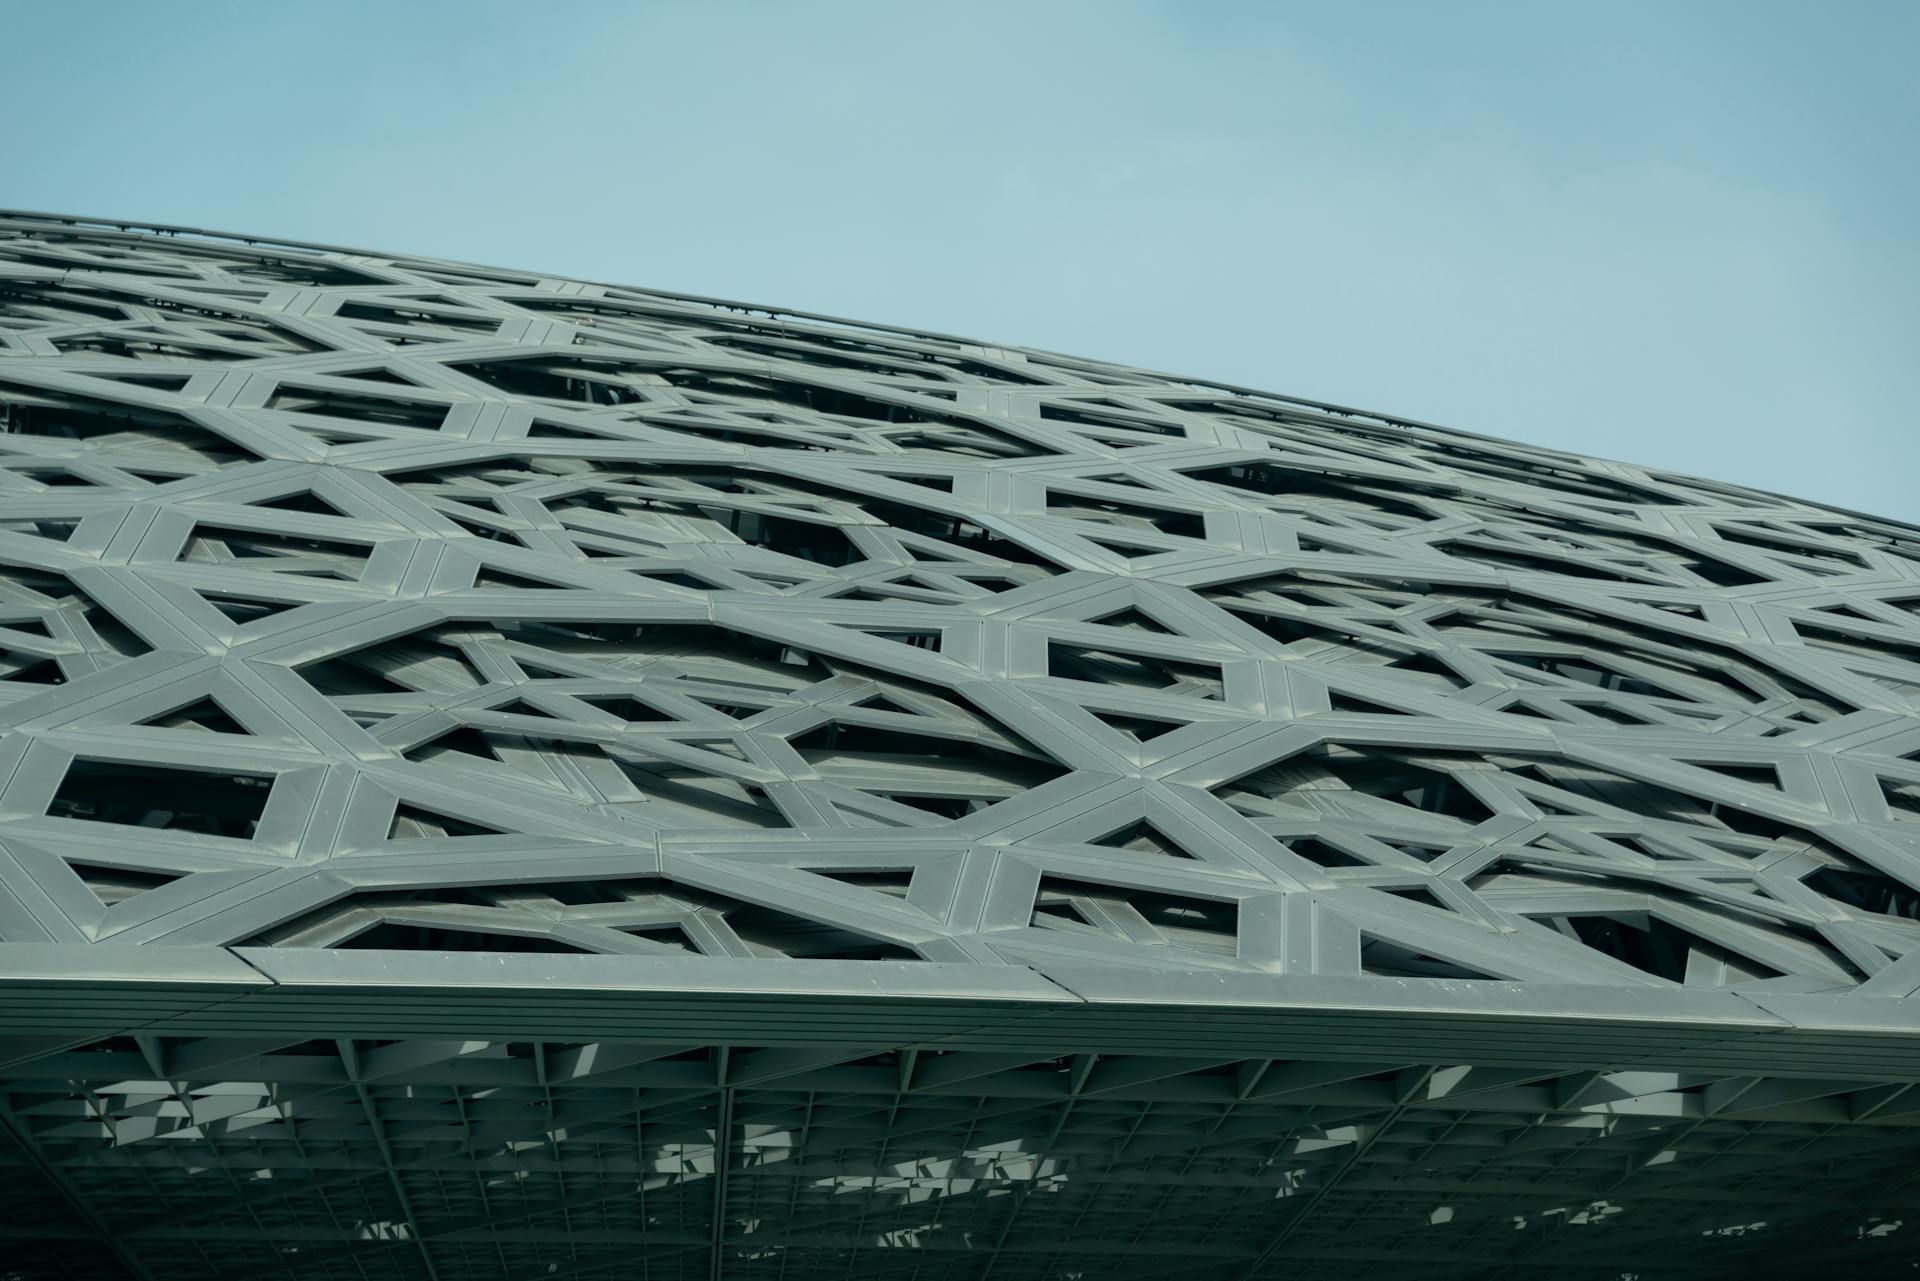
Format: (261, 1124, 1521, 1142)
(0, 209, 1916, 1281)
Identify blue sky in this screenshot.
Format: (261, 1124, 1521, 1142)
(7, 0, 1916, 516)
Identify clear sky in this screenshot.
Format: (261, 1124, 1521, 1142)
(6, 0, 1915, 517)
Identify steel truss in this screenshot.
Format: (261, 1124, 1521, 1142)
(0, 209, 1915, 1279)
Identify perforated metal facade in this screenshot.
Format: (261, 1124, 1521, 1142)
(0, 209, 1916, 1279)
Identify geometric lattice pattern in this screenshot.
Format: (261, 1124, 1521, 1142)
(1, 210, 1917, 1281)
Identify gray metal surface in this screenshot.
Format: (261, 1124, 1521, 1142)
(0, 209, 1916, 1279)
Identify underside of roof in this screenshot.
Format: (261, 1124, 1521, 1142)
(0, 209, 1916, 1279)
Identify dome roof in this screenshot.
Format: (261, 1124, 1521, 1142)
(1, 210, 1915, 1281)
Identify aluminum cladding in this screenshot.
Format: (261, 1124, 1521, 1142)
(2, 210, 1920, 999)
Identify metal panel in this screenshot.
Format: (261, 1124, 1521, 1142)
(0, 209, 1916, 1279)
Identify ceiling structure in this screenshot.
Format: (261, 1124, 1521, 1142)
(0, 208, 1916, 1279)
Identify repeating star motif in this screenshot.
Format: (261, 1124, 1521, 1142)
(2, 211, 1920, 997)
